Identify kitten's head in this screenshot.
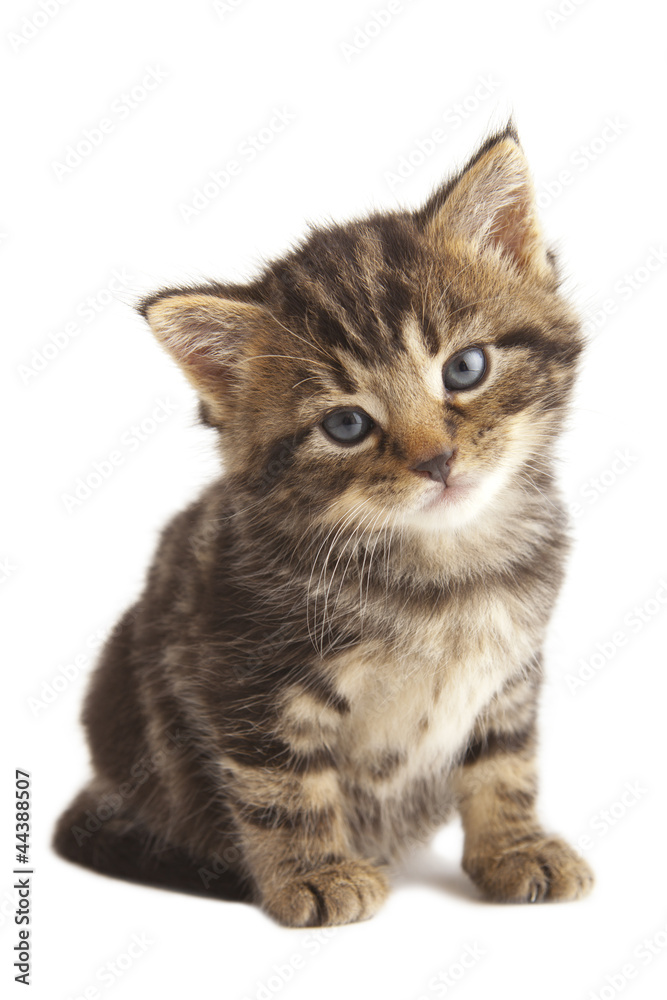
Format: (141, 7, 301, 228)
(141, 125, 582, 543)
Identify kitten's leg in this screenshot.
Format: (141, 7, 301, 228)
(53, 784, 250, 900)
(220, 749, 388, 927)
(450, 680, 594, 903)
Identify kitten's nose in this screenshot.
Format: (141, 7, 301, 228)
(412, 448, 455, 485)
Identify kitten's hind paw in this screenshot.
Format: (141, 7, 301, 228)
(463, 834, 594, 904)
(261, 858, 389, 927)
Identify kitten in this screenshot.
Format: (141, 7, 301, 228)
(54, 123, 594, 926)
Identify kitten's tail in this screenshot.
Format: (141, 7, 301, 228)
(53, 787, 251, 903)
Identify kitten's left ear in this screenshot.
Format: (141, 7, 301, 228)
(139, 289, 273, 424)
(420, 125, 552, 279)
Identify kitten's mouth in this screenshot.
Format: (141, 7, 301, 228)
(420, 476, 473, 510)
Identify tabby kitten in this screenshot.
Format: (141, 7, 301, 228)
(54, 124, 594, 926)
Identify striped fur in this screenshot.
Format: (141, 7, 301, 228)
(53, 125, 593, 925)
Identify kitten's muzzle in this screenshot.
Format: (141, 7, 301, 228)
(412, 448, 455, 486)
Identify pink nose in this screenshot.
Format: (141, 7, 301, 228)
(412, 448, 455, 485)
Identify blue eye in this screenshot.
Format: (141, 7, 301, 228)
(443, 347, 486, 391)
(322, 409, 374, 445)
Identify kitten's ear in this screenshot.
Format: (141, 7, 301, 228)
(140, 290, 271, 423)
(421, 125, 551, 278)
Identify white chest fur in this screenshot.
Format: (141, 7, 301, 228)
(332, 591, 539, 792)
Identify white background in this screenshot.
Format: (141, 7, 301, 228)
(3, 0, 667, 998)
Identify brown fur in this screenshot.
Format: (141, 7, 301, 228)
(53, 124, 593, 925)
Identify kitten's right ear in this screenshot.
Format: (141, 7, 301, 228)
(417, 123, 552, 280)
(139, 290, 271, 424)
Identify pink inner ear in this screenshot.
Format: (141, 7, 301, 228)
(488, 194, 533, 266)
(184, 340, 233, 390)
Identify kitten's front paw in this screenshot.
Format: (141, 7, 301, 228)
(261, 859, 389, 927)
(463, 834, 594, 903)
